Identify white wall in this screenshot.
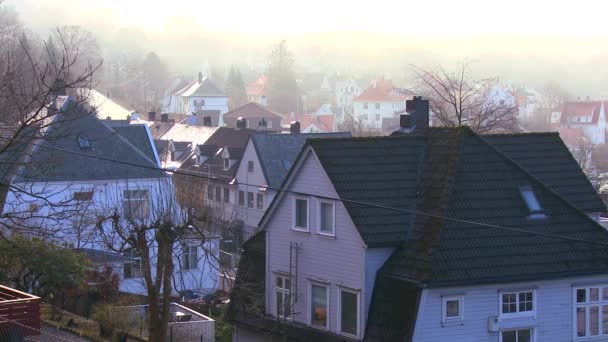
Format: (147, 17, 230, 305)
(352, 100, 406, 129)
(187, 96, 229, 125)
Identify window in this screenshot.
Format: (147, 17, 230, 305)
(293, 197, 308, 230)
(375, 114, 380, 121)
(339, 289, 359, 337)
(500, 291, 534, 318)
(442, 296, 463, 322)
(123, 249, 142, 279)
(223, 157, 230, 170)
(501, 328, 532, 342)
(123, 190, 149, 220)
(215, 187, 222, 202)
(268, 121, 273, 129)
(575, 286, 608, 338)
(224, 188, 230, 203)
(208, 184, 214, 201)
(238, 191, 245, 206)
(182, 245, 198, 270)
(375, 103, 380, 109)
(248, 161, 254, 173)
(73, 191, 93, 201)
(275, 275, 292, 319)
(78, 136, 91, 150)
(362, 114, 368, 120)
(247, 192, 254, 208)
(256, 193, 264, 210)
(318, 201, 335, 235)
(519, 186, 546, 219)
(310, 283, 328, 329)
(363, 102, 368, 109)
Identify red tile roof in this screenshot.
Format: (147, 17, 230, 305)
(300, 114, 336, 133)
(354, 79, 407, 102)
(560, 101, 604, 124)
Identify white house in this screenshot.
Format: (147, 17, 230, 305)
(0, 96, 219, 297)
(554, 100, 607, 145)
(164, 73, 228, 125)
(334, 79, 362, 115)
(352, 78, 407, 130)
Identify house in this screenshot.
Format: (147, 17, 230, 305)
(300, 113, 337, 133)
(246, 75, 269, 104)
(85, 89, 137, 121)
(334, 79, 363, 115)
(223, 102, 285, 131)
(227, 99, 607, 341)
(229, 127, 351, 262)
(167, 73, 228, 125)
(511, 89, 538, 123)
(352, 78, 408, 130)
(0, 96, 218, 296)
(555, 100, 607, 145)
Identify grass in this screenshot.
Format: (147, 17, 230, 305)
(41, 303, 107, 341)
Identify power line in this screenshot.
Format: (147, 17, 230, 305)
(2, 135, 608, 247)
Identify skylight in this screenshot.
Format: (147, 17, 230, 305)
(520, 186, 547, 219)
(78, 136, 91, 150)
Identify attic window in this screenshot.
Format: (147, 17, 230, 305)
(520, 186, 547, 219)
(223, 157, 230, 170)
(78, 136, 91, 150)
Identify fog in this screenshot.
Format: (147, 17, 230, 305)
(9, 0, 608, 97)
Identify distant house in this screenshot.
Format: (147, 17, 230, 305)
(165, 73, 229, 125)
(85, 89, 136, 121)
(228, 99, 607, 341)
(223, 102, 285, 131)
(334, 78, 362, 115)
(352, 77, 408, 130)
(554, 100, 607, 145)
(246, 75, 269, 104)
(511, 89, 538, 122)
(0, 96, 217, 296)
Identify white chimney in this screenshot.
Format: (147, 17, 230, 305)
(131, 111, 139, 121)
(260, 95, 268, 106)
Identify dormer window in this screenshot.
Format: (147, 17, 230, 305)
(223, 157, 230, 170)
(78, 136, 91, 150)
(520, 186, 547, 219)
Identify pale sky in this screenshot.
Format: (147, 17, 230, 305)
(12, 0, 608, 36)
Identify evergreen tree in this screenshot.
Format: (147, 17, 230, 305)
(225, 65, 248, 109)
(142, 51, 168, 108)
(266, 40, 298, 114)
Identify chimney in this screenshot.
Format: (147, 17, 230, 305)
(236, 117, 247, 130)
(203, 116, 212, 126)
(106, 116, 111, 120)
(290, 121, 300, 134)
(131, 111, 139, 121)
(198, 72, 203, 83)
(187, 112, 196, 125)
(398, 96, 429, 133)
(161, 113, 169, 122)
(148, 111, 156, 122)
(260, 95, 268, 106)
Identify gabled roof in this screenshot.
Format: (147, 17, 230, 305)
(7, 99, 165, 183)
(250, 132, 352, 188)
(158, 123, 218, 145)
(353, 79, 407, 103)
(223, 102, 284, 119)
(559, 101, 604, 124)
(177, 78, 225, 98)
(86, 89, 135, 120)
(300, 114, 336, 133)
(105, 122, 157, 164)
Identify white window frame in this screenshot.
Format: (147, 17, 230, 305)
(292, 196, 309, 232)
(309, 282, 329, 330)
(256, 193, 264, 210)
(338, 287, 360, 338)
(122, 189, 150, 220)
(275, 274, 292, 320)
(317, 200, 335, 236)
(499, 290, 535, 319)
(123, 249, 143, 279)
(238, 190, 245, 206)
(442, 295, 464, 323)
(182, 245, 198, 270)
(573, 286, 608, 339)
(247, 161, 254, 173)
(499, 327, 535, 342)
(223, 157, 230, 170)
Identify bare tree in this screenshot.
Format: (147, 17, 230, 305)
(410, 63, 518, 133)
(94, 180, 229, 342)
(537, 81, 569, 128)
(573, 136, 595, 171)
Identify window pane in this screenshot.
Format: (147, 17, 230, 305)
(276, 292, 283, 317)
(590, 288, 599, 302)
(577, 289, 587, 303)
(311, 285, 327, 327)
(502, 294, 516, 313)
(446, 300, 459, 318)
(591, 306, 599, 336)
(577, 307, 587, 337)
(284, 278, 291, 291)
(320, 202, 334, 233)
(276, 277, 283, 288)
(247, 192, 254, 208)
(238, 191, 244, 206)
(517, 329, 531, 342)
(341, 291, 358, 335)
(603, 288, 608, 300)
(257, 193, 263, 209)
(208, 185, 214, 200)
(502, 330, 516, 342)
(295, 199, 307, 228)
(224, 188, 230, 203)
(602, 305, 608, 334)
(519, 292, 533, 312)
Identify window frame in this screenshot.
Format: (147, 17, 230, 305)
(292, 196, 309, 232)
(182, 245, 198, 270)
(441, 295, 464, 323)
(122, 189, 150, 221)
(275, 274, 292, 320)
(309, 282, 329, 330)
(247, 192, 254, 208)
(499, 290, 536, 319)
(223, 188, 230, 204)
(573, 286, 608, 339)
(123, 249, 143, 279)
(215, 186, 222, 202)
(317, 200, 335, 236)
(256, 193, 264, 210)
(247, 161, 254, 173)
(207, 184, 214, 201)
(223, 157, 230, 170)
(338, 287, 360, 338)
(499, 327, 535, 342)
(238, 190, 245, 206)
(73, 191, 93, 202)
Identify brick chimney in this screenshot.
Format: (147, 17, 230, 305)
(161, 113, 169, 122)
(148, 111, 156, 121)
(394, 96, 429, 134)
(236, 117, 247, 130)
(290, 121, 300, 134)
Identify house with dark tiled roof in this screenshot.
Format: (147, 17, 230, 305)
(0, 96, 218, 297)
(227, 98, 608, 342)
